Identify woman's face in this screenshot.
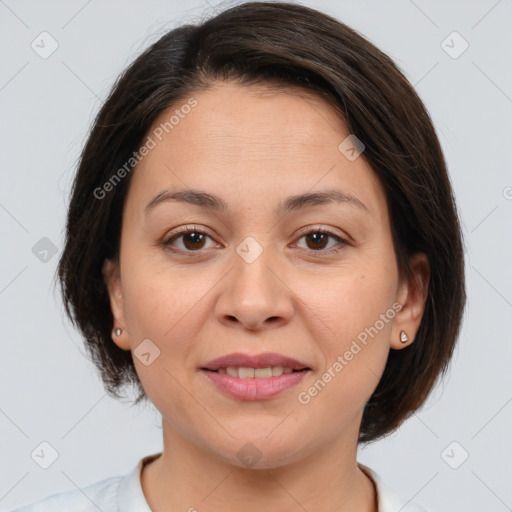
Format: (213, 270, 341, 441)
(105, 81, 427, 468)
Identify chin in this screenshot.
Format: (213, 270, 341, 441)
(208, 434, 313, 470)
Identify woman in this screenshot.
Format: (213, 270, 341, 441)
(11, 2, 465, 511)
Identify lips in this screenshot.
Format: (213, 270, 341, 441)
(202, 367, 309, 400)
(201, 352, 311, 371)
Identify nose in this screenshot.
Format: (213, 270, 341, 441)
(214, 243, 294, 332)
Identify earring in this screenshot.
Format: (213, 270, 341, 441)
(114, 328, 122, 337)
(399, 330, 409, 344)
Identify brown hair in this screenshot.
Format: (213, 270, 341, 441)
(57, 1, 465, 443)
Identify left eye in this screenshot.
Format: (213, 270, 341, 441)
(163, 227, 347, 254)
(293, 229, 347, 253)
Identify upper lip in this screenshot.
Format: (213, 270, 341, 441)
(202, 352, 311, 371)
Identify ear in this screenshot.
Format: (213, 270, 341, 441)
(391, 252, 430, 350)
(102, 258, 131, 351)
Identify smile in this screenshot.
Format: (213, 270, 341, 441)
(211, 366, 299, 378)
(200, 368, 310, 400)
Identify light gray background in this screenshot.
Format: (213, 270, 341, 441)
(1, 0, 511, 510)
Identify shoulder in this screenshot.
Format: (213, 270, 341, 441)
(7, 475, 123, 512)
(7, 453, 159, 512)
(358, 463, 432, 512)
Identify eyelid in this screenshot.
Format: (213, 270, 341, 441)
(291, 225, 350, 254)
(162, 225, 218, 248)
(294, 224, 349, 241)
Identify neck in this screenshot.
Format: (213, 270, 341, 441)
(141, 419, 377, 512)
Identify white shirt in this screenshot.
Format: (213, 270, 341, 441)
(8, 453, 430, 512)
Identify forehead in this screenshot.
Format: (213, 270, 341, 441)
(127, 81, 386, 218)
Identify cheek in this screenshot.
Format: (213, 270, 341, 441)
(306, 265, 397, 348)
(121, 252, 209, 339)
(294, 264, 397, 412)
(118, 258, 207, 413)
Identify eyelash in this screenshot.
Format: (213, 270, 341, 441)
(162, 225, 348, 256)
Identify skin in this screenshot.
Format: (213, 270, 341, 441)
(103, 81, 429, 512)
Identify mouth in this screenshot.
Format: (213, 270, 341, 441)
(199, 352, 312, 400)
(202, 351, 311, 373)
(201, 366, 310, 378)
(199, 367, 311, 400)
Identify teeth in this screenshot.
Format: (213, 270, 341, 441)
(238, 367, 254, 379)
(218, 366, 296, 378)
(255, 367, 272, 378)
(272, 366, 283, 377)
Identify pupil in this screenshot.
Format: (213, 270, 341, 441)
(185, 232, 205, 249)
(308, 233, 327, 249)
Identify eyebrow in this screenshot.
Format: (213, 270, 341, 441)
(144, 188, 369, 215)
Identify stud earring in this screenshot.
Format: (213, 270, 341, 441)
(114, 328, 122, 337)
(399, 330, 409, 344)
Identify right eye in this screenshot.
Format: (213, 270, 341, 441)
(163, 225, 219, 254)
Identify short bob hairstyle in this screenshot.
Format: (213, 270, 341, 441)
(57, 1, 465, 444)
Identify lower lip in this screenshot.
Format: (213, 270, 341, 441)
(200, 369, 310, 400)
